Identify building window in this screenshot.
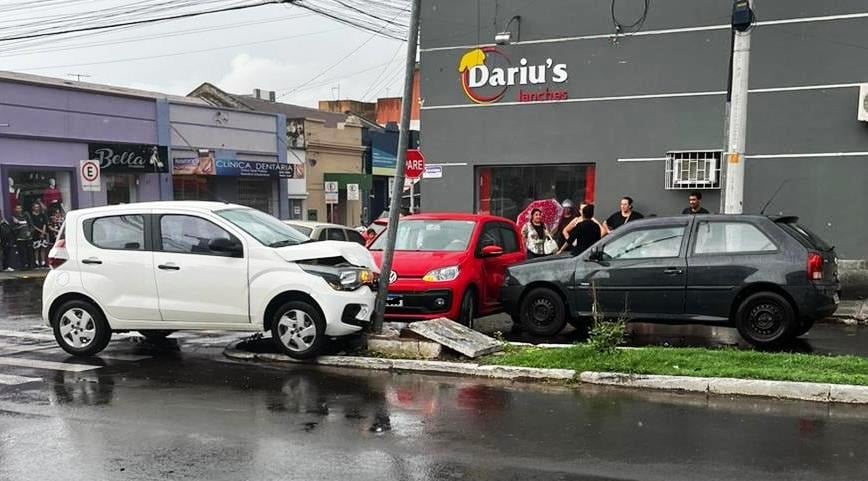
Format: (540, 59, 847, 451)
(665, 151, 721, 190)
(8, 170, 71, 216)
(238, 178, 274, 215)
(173, 176, 213, 201)
(289, 199, 304, 220)
(477, 164, 595, 222)
(105, 174, 137, 205)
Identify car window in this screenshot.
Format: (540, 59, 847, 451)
(778, 221, 833, 252)
(160, 215, 235, 255)
(286, 224, 313, 237)
(603, 226, 685, 260)
(694, 222, 776, 254)
(346, 230, 366, 245)
(478, 223, 503, 251)
(91, 215, 145, 250)
(497, 224, 520, 253)
(326, 228, 347, 241)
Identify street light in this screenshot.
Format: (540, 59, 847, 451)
(495, 15, 521, 45)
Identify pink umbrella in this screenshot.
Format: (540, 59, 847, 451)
(516, 199, 563, 233)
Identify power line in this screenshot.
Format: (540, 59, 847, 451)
(0, 0, 286, 43)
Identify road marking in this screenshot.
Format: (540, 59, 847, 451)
(182, 335, 245, 346)
(97, 353, 151, 362)
(0, 343, 57, 356)
(0, 373, 42, 385)
(0, 357, 100, 372)
(0, 330, 55, 341)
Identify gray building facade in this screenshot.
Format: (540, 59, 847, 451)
(419, 0, 868, 259)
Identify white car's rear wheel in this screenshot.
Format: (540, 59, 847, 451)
(271, 301, 326, 359)
(52, 300, 111, 356)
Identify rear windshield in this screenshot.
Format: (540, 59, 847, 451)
(778, 221, 833, 252)
(286, 224, 313, 237)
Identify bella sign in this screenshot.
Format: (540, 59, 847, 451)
(88, 143, 169, 173)
(458, 47, 569, 104)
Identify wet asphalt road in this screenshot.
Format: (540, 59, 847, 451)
(1, 279, 867, 480)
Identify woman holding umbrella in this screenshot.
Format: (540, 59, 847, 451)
(521, 208, 557, 259)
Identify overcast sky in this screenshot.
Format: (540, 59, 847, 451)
(0, 2, 407, 107)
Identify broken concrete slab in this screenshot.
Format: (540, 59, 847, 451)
(406, 318, 503, 358)
(367, 337, 443, 359)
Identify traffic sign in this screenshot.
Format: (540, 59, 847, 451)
(324, 181, 339, 193)
(423, 165, 443, 179)
(80, 160, 101, 192)
(405, 149, 425, 180)
(325, 192, 339, 204)
(347, 183, 360, 201)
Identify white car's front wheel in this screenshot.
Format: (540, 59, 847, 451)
(271, 301, 326, 359)
(52, 300, 112, 357)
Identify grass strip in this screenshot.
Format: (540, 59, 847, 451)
(483, 345, 868, 386)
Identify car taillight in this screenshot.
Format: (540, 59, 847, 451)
(48, 240, 67, 270)
(807, 252, 823, 281)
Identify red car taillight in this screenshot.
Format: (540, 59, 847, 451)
(48, 239, 67, 270)
(807, 252, 823, 281)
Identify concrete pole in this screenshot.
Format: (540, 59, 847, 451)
(372, 0, 421, 333)
(723, 0, 753, 214)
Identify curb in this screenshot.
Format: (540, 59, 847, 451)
(223, 341, 575, 382)
(579, 371, 868, 405)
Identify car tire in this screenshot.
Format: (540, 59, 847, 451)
(52, 300, 112, 357)
(735, 292, 797, 348)
(796, 318, 815, 337)
(138, 330, 175, 341)
(519, 288, 567, 337)
(271, 301, 327, 360)
(458, 289, 476, 329)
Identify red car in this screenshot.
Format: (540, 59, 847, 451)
(369, 213, 526, 326)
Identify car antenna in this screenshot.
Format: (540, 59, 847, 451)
(759, 179, 790, 215)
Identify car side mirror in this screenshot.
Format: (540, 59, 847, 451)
(209, 237, 243, 256)
(481, 245, 504, 257)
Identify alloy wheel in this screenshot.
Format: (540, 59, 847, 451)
(277, 309, 317, 352)
(58, 308, 96, 348)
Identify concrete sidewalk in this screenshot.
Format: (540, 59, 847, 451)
(833, 299, 868, 322)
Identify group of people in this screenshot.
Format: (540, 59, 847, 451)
(0, 203, 64, 271)
(521, 191, 710, 259)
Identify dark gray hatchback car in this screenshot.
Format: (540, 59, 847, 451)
(501, 215, 840, 348)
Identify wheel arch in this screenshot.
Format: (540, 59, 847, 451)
(518, 281, 573, 315)
(49, 292, 109, 328)
(263, 291, 325, 333)
(729, 283, 799, 324)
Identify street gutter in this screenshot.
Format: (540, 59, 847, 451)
(224, 341, 868, 405)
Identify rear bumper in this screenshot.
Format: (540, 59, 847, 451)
(796, 283, 840, 321)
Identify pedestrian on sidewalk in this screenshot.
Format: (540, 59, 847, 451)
(11, 205, 33, 270)
(562, 201, 608, 242)
(0, 211, 14, 271)
(522, 208, 557, 258)
(604, 196, 644, 231)
(559, 204, 604, 256)
(554, 199, 578, 249)
(682, 191, 710, 215)
(29, 203, 49, 268)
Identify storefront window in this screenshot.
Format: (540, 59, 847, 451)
(105, 174, 137, 205)
(173, 176, 214, 202)
(238, 178, 274, 215)
(8, 170, 71, 217)
(477, 164, 595, 221)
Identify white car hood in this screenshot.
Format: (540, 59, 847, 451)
(275, 240, 377, 270)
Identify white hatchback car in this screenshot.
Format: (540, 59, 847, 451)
(42, 202, 379, 359)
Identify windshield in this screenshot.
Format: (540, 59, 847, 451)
(369, 220, 476, 252)
(217, 208, 309, 247)
(285, 223, 313, 237)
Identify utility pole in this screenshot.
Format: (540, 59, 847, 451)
(372, 0, 421, 333)
(722, 0, 754, 214)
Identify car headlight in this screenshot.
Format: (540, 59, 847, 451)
(423, 266, 460, 282)
(301, 265, 378, 291)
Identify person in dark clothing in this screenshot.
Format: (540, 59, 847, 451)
(604, 196, 644, 231)
(554, 199, 578, 249)
(559, 204, 603, 256)
(11, 205, 33, 270)
(29, 203, 49, 268)
(0, 212, 14, 271)
(682, 191, 710, 215)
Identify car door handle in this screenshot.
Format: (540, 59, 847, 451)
(158, 264, 180, 271)
(81, 258, 102, 265)
(663, 268, 683, 275)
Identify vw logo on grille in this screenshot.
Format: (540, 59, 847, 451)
(389, 271, 398, 283)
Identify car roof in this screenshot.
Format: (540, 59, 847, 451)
(65, 201, 245, 216)
(620, 213, 776, 227)
(283, 220, 348, 229)
(400, 212, 517, 224)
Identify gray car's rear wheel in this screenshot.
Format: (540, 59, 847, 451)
(271, 301, 326, 359)
(735, 292, 797, 348)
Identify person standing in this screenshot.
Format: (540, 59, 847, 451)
(554, 199, 578, 249)
(559, 204, 604, 255)
(682, 191, 710, 215)
(522, 208, 555, 258)
(29, 203, 49, 268)
(0, 211, 13, 271)
(604, 196, 644, 231)
(11, 205, 33, 270)
(562, 202, 608, 241)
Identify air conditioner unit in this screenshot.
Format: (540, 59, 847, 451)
(859, 83, 868, 122)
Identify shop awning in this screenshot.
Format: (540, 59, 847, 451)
(323, 173, 372, 190)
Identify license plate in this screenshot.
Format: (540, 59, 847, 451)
(386, 295, 403, 307)
(833, 293, 840, 305)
